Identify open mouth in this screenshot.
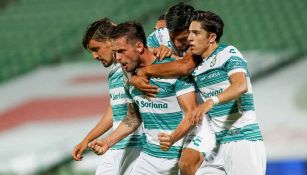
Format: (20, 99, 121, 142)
(189, 44, 195, 49)
(121, 63, 128, 70)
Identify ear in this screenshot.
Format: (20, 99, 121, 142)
(106, 39, 112, 47)
(209, 33, 217, 43)
(135, 41, 144, 53)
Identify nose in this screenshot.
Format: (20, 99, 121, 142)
(115, 52, 122, 62)
(187, 33, 193, 43)
(92, 52, 99, 60)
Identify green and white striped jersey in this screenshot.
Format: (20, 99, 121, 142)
(125, 58, 195, 159)
(147, 27, 184, 57)
(108, 63, 145, 149)
(192, 44, 263, 144)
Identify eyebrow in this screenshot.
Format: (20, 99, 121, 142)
(88, 46, 98, 50)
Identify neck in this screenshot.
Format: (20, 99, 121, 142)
(139, 48, 156, 67)
(202, 42, 219, 59)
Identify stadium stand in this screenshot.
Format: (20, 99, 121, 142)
(191, 0, 307, 54)
(1, 0, 306, 83)
(0, 0, 176, 82)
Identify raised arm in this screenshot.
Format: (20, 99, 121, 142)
(129, 51, 201, 97)
(192, 72, 248, 121)
(72, 104, 113, 161)
(88, 103, 142, 155)
(137, 51, 201, 78)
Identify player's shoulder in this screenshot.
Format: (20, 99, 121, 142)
(108, 63, 122, 77)
(153, 57, 176, 64)
(148, 27, 169, 37)
(217, 44, 246, 62)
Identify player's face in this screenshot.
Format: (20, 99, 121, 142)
(112, 37, 139, 72)
(88, 39, 114, 67)
(188, 21, 215, 57)
(169, 29, 189, 52)
(154, 19, 166, 30)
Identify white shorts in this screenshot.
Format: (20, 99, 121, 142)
(129, 152, 179, 175)
(196, 140, 266, 175)
(183, 114, 216, 157)
(95, 147, 142, 175)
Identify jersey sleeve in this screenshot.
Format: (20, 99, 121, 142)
(224, 56, 248, 76)
(174, 76, 195, 97)
(223, 46, 248, 77)
(147, 30, 160, 48)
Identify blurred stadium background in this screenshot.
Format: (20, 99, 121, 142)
(0, 0, 307, 174)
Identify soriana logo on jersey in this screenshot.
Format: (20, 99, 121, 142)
(135, 99, 168, 109)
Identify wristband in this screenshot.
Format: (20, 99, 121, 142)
(209, 96, 219, 105)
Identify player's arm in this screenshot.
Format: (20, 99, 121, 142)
(138, 51, 200, 78)
(72, 104, 113, 161)
(192, 56, 248, 121)
(159, 91, 197, 151)
(151, 45, 172, 60)
(88, 102, 142, 155)
(129, 51, 201, 97)
(217, 72, 248, 103)
(147, 28, 172, 60)
(158, 76, 197, 150)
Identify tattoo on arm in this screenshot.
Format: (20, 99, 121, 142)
(122, 103, 142, 130)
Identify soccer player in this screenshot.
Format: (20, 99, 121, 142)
(154, 14, 166, 30)
(71, 18, 144, 175)
(89, 21, 197, 175)
(131, 2, 199, 96)
(134, 10, 267, 175)
(131, 3, 217, 175)
(188, 10, 266, 175)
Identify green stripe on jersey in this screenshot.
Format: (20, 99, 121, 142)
(111, 134, 146, 150)
(147, 32, 160, 48)
(216, 123, 263, 144)
(239, 93, 255, 111)
(223, 56, 248, 74)
(131, 80, 176, 98)
(209, 100, 239, 117)
(195, 67, 229, 88)
(108, 66, 124, 89)
(141, 112, 182, 130)
(143, 142, 182, 159)
(112, 103, 128, 121)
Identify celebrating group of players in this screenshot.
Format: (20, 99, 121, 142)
(72, 2, 266, 175)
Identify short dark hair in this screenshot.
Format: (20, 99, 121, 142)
(191, 10, 224, 42)
(82, 18, 115, 49)
(158, 14, 165, 21)
(165, 2, 195, 32)
(110, 21, 147, 48)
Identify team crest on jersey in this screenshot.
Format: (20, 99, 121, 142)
(210, 56, 217, 67)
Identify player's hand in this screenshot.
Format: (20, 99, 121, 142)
(88, 139, 110, 155)
(191, 100, 214, 124)
(170, 54, 182, 60)
(153, 45, 172, 60)
(158, 133, 175, 151)
(129, 75, 159, 98)
(72, 140, 88, 161)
